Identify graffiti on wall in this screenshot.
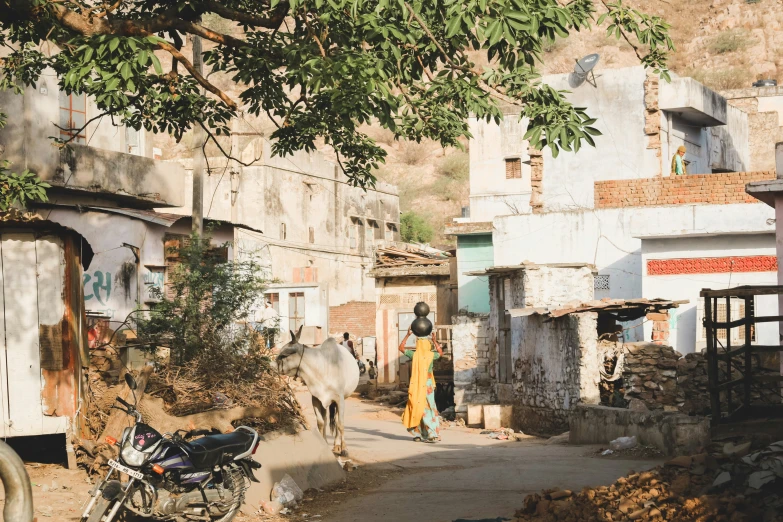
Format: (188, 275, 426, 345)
(84, 271, 112, 305)
(143, 268, 164, 302)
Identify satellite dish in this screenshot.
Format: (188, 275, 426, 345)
(569, 54, 600, 88)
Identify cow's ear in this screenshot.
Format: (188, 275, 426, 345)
(296, 324, 303, 341)
(290, 330, 297, 344)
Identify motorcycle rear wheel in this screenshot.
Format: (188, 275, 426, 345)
(86, 497, 113, 522)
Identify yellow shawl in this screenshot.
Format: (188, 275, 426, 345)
(402, 338, 435, 429)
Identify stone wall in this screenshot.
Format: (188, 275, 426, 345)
(511, 313, 600, 436)
(622, 342, 680, 411)
(452, 313, 492, 413)
(594, 171, 775, 209)
(675, 352, 710, 416)
(328, 300, 376, 338)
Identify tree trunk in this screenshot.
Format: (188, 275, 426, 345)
(99, 366, 153, 440)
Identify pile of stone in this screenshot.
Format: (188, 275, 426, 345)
(515, 440, 783, 522)
(622, 343, 680, 411)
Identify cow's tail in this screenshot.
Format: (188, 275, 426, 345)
(329, 402, 338, 437)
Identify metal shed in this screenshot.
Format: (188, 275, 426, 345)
(0, 218, 93, 445)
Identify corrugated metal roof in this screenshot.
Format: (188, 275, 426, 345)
(508, 298, 688, 321)
(84, 207, 263, 234)
(85, 206, 183, 226)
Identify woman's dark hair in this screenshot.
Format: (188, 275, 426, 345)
(343, 332, 350, 339)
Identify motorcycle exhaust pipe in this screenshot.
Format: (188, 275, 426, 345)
(0, 440, 34, 522)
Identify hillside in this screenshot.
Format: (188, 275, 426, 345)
(155, 0, 783, 248)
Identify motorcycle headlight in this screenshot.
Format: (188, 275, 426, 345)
(120, 442, 147, 467)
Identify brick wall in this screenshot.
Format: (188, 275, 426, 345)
(329, 301, 376, 338)
(594, 171, 775, 209)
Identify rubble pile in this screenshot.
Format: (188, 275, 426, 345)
(515, 441, 783, 522)
(622, 343, 680, 411)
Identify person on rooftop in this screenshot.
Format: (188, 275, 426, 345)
(671, 145, 687, 176)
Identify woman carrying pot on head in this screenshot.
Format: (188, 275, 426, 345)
(398, 318, 444, 443)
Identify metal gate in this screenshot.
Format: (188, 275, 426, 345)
(701, 286, 783, 425)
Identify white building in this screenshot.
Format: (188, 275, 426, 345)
(448, 65, 777, 384)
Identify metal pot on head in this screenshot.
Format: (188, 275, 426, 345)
(410, 316, 433, 338)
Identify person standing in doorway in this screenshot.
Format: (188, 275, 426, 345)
(260, 300, 279, 349)
(671, 145, 687, 176)
(341, 332, 358, 359)
(399, 328, 444, 443)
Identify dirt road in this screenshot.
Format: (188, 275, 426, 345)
(296, 394, 661, 522)
(0, 394, 660, 522)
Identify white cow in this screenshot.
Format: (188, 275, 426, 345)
(277, 326, 360, 456)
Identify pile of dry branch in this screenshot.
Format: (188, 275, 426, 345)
(78, 330, 303, 473)
(374, 244, 450, 268)
(516, 441, 783, 522)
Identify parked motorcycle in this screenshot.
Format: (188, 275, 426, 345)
(81, 373, 262, 522)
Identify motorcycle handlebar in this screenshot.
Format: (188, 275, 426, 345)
(116, 396, 133, 410)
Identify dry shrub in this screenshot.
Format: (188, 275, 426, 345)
(686, 67, 751, 91)
(148, 342, 304, 434)
(708, 29, 756, 55)
(398, 140, 431, 165)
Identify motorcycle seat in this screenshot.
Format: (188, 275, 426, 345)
(184, 431, 255, 469)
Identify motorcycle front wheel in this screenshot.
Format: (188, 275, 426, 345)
(85, 496, 113, 522)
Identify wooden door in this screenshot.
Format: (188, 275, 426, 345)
(0, 233, 69, 437)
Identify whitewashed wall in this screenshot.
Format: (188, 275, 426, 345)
(642, 234, 778, 354)
(491, 203, 776, 349)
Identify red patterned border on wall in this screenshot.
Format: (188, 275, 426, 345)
(647, 256, 778, 275)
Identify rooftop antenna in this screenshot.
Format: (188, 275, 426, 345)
(570, 53, 600, 88)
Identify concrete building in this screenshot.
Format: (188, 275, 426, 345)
(167, 144, 401, 343)
(449, 66, 776, 355)
(448, 65, 780, 418)
(723, 86, 783, 172)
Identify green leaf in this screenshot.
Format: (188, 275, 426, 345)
(150, 54, 163, 75)
(109, 38, 120, 53)
(120, 63, 131, 80)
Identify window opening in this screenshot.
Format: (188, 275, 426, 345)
(59, 91, 87, 144)
(505, 158, 522, 179)
(289, 292, 305, 331)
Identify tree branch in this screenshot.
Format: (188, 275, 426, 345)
(202, 0, 289, 30)
(598, 0, 644, 62)
(157, 40, 237, 109)
(52, 110, 110, 145)
(199, 122, 261, 166)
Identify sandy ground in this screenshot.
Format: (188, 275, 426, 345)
(0, 393, 662, 522)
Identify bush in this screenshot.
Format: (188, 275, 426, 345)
(398, 140, 430, 165)
(709, 29, 756, 54)
(438, 151, 469, 181)
(136, 232, 266, 365)
(687, 67, 750, 91)
(400, 210, 434, 244)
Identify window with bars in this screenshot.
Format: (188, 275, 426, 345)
(505, 158, 522, 179)
(280, 223, 287, 240)
(59, 91, 87, 144)
(697, 299, 756, 344)
(289, 292, 305, 331)
(308, 227, 314, 244)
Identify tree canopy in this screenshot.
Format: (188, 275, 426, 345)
(0, 0, 673, 188)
